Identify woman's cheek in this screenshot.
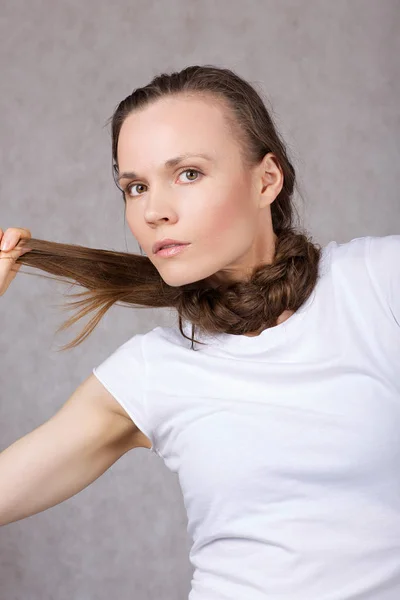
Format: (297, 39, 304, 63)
(207, 191, 248, 241)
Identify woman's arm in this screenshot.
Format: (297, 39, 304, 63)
(0, 373, 146, 526)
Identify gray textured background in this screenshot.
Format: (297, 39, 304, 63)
(1, 1, 399, 599)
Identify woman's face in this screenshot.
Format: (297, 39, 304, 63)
(117, 94, 283, 287)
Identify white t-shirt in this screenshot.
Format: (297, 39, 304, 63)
(93, 235, 400, 600)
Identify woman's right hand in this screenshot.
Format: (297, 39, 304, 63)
(0, 227, 32, 296)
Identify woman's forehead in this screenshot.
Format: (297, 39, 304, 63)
(121, 95, 231, 138)
(117, 100, 236, 167)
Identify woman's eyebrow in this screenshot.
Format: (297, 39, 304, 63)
(117, 152, 213, 183)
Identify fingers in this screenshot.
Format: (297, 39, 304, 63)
(0, 227, 32, 296)
(0, 227, 32, 252)
(0, 247, 31, 296)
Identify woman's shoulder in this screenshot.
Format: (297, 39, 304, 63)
(327, 233, 399, 272)
(326, 233, 400, 325)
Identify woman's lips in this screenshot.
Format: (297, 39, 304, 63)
(155, 243, 191, 257)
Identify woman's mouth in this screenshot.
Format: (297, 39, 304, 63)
(155, 243, 191, 258)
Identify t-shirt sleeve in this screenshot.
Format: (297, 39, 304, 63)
(367, 234, 400, 328)
(92, 333, 156, 452)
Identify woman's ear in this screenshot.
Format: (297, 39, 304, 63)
(259, 153, 284, 208)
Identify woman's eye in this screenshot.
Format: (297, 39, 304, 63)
(125, 183, 147, 197)
(178, 168, 202, 183)
(124, 169, 202, 198)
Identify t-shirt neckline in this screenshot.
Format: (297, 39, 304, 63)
(182, 241, 334, 354)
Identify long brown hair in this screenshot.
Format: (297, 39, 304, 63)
(15, 65, 322, 351)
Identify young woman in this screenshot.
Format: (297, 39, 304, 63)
(1, 65, 399, 599)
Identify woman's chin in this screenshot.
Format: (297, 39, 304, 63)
(159, 266, 216, 288)
(160, 274, 201, 288)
